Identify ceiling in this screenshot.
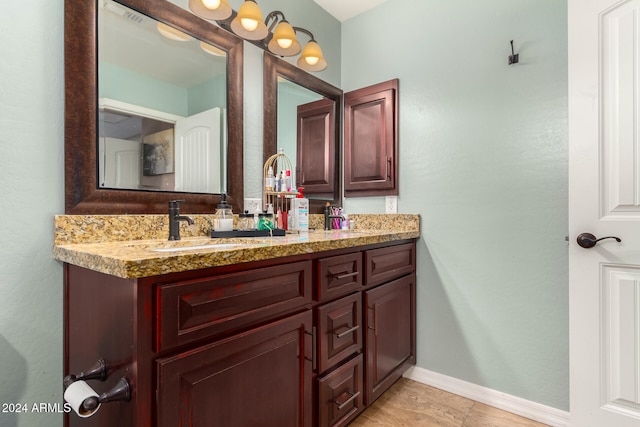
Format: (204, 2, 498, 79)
(312, 0, 388, 22)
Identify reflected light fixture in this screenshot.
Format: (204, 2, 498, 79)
(157, 22, 191, 41)
(200, 41, 227, 56)
(188, 0, 232, 21)
(230, 0, 268, 40)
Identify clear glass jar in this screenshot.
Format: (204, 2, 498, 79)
(258, 213, 274, 231)
(238, 211, 255, 231)
(213, 194, 234, 232)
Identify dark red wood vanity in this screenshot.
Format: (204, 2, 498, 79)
(64, 239, 416, 427)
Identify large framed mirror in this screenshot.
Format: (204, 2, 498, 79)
(65, 0, 243, 214)
(263, 54, 342, 214)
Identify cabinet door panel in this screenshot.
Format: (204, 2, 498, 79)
(344, 79, 398, 197)
(364, 274, 416, 404)
(297, 98, 335, 195)
(156, 311, 312, 427)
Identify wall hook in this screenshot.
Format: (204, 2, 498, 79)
(508, 40, 519, 65)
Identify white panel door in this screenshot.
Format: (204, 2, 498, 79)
(174, 108, 221, 193)
(101, 137, 141, 189)
(569, 0, 640, 425)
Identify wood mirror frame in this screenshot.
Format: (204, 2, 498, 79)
(263, 53, 343, 214)
(64, 0, 244, 214)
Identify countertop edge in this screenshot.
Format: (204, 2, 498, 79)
(54, 230, 421, 279)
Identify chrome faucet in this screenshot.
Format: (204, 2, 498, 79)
(168, 200, 194, 241)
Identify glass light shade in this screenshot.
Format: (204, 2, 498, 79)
(267, 21, 301, 57)
(188, 0, 232, 20)
(297, 40, 327, 71)
(230, 0, 268, 40)
(156, 22, 191, 41)
(202, 0, 220, 8)
(241, 18, 259, 31)
(200, 41, 227, 56)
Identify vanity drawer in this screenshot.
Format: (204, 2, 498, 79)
(364, 242, 415, 287)
(316, 292, 362, 374)
(317, 354, 364, 427)
(155, 261, 312, 351)
(317, 252, 362, 302)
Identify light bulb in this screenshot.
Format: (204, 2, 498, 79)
(241, 18, 259, 31)
(305, 56, 320, 66)
(202, 0, 221, 9)
(277, 38, 293, 49)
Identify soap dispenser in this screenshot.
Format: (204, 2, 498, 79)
(213, 194, 234, 232)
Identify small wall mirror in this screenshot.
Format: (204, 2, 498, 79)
(65, 0, 243, 214)
(263, 54, 342, 213)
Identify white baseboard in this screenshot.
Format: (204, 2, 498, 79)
(403, 366, 570, 427)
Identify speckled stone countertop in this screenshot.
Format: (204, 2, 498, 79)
(53, 214, 420, 279)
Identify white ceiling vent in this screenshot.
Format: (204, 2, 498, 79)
(103, 0, 145, 24)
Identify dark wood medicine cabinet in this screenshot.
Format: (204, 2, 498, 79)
(344, 79, 399, 197)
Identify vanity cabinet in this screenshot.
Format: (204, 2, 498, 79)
(64, 239, 415, 427)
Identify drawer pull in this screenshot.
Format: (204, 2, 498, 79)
(335, 325, 360, 339)
(333, 271, 359, 280)
(335, 391, 361, 410)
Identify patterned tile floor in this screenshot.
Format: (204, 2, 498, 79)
(349, 378, 550, 427)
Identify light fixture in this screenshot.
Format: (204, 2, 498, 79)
(265, 12, 300, 57)
(188, 0, 232, 21)
(230, 0, 268, 41)
(157, 22, 191, 41)
(188, 1, 328, 72)
(200, 41, 226, 56)
(294, 28, 327, 72)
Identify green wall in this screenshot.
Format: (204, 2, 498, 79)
(341, 0, 569, 411)
(0, 1, 65, 426)
(99, 62, 227, 116)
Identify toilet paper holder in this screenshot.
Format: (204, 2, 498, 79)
(64, 358, 131, 418)
(63, 358, 108, 385)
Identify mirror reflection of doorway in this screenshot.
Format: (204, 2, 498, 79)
(102, 137, 141, 189)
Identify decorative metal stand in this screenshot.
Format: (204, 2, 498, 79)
(263, 150, 298, 230)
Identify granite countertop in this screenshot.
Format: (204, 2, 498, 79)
(53, 214, 420, 279)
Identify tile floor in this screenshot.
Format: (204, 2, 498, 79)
(349, 378, 551, 427)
